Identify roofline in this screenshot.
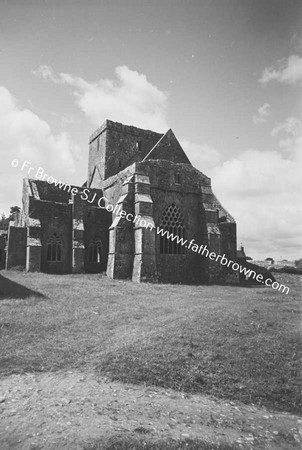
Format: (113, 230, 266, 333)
(89, 119, 163, 144)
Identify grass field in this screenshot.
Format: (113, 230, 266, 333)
(0, 270, 301, 416)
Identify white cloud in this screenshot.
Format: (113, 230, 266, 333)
(211, 129, 302, 260)
(181, 121, 302, 260)
(180, 134, 302, 259)
(34, 65, 169, 132)
(32, 65, 59, 83)
(4, 64, 301, 260)
(271, 116, 301, 137)
(252, 103, 271, 124)
(180, 140, 222, 175)
(291, 32, 302, 52)
(0, 86, 80, 215)
(259, 54, 302, 85)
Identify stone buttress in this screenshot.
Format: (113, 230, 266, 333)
(132, 174, 157, 282)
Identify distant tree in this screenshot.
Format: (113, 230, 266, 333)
(10, 206, 21, 215)
(0, 213, 6, 229)
(0, 206, 21, 230)
(295, 258, 302, 269)
(265, 257, 274, 264)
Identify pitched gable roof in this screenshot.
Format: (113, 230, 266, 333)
(143, 129, 191, 165)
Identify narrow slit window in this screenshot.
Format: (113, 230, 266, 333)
(88, 240, 103, 263)
(175, 172, 181, 185)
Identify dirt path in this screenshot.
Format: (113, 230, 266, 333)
(0, 370, 301, 449)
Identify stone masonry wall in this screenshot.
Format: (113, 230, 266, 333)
(0, 234, 6, 270)
(36, 201, 73, 274)
(6, 226, 27, 270)
(11, 121, 238, 284)
(88, 120, 162, 188)
(137, 161, 209, 283)
(83, 204, 112, 273)
(103, 159, 238, 284)
(88, 126, 107, 188)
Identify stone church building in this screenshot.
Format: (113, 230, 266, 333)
(6, 120, 238, 284)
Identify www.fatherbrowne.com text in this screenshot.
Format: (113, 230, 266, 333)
(12, 159, 289, 294)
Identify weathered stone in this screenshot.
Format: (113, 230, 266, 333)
(6, 226, 26, 270)
(5, 119, 239, 284)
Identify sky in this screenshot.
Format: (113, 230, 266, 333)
(0, 0, 301, 260)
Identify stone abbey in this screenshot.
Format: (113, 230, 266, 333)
(5, 120, 238, 284)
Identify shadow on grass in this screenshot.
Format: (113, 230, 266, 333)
(0, 273, 46, 300)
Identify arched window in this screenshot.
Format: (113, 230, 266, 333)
(46, 234, 62, 262)
(159, 204, 185, 254)
(88, 240, 103, 263)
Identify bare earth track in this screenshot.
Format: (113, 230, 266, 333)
(0, 370, 301, 449)
(0, 271, 301, 449)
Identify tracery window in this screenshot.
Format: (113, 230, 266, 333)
(46, 234, 62, 262)
(159, 204, 185, 254)
(88, 240, 103, 263)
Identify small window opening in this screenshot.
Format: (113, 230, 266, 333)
(175, 172, 181, 185)
(46, 234, 62, 262)
(136, 141, 142, 152)
(88, 240, 103, 263)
